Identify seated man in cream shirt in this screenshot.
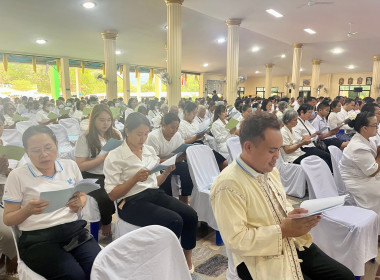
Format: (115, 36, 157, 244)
(210, 112, 354, 280)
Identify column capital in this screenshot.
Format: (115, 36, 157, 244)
(101, 30, 118, 40)
(293, 43, 303, 49)
(374, 56, 380, 61)
(265, 63, 274, 69)
(165, 0, 184, 4)
(312, 59, 321, 65)
(226, 18, 242, 26)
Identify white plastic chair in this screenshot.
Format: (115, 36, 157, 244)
(113, 201, 141, 239)
(90, 225, 192, 280)
(47, 124, 74, 159)
(2, 129, 23, 147)
(276, 153, 307, 198)
(300, 156, 378, 276)
(16, 121, 38, 135)
(328, 146, 356, 206)
(59, 118, 81, 142)
(226, 136, 241, 161)
(10, 226, 46, 280)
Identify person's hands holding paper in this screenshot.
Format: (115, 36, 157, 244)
(280, 208, 321, 238)
(26, 198, 50, 215)
(301, 136, 312, 145)
(134, 169, 150, 182)
(66, 192, 86, 213)
(163, 164, 176, 176)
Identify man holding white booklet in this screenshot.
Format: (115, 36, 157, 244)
(211, 112, 354, 280)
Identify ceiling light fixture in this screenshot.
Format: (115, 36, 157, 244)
(281, 54, 286, 58)
(304, 28, 316, 34)
(347, 65, 355, 69)
(331, 48, 343, 54)
(300, 68, 304, 72)
(82, 1, 96, 9)
(115, 50, 121, 55)
(255, 71, 260, 74)
(266, 9, 284, 18)
(36, 39, 47, 45)
(217, 37, 226, 44)
(203, 63, 209, 67)
(163, 24, 168, 31)
(251, 46, 260, 52)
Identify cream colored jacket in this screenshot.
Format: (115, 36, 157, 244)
(210, 157, 312, 280)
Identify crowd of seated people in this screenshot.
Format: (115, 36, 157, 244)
(0, 92, 379, 278)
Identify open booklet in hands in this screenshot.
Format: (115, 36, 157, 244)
(150, 153, 182, 174)
(293, 195, 348, 219)
(39, 178, 100, 213)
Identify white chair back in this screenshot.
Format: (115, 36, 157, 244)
(59, 118, 81, 138)
(48, 124, 74, 159)
(186, 145, 219, 230)
(300, 155, 338, 199)
(10, 226, 46, 280)
(90, 225, 191, 280)
(16, 121, 38, 135)
(226, 137, 242, 161)
(2, 129, 23, 147)
(328, 146, 345, 195)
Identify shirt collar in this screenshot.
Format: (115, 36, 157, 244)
(27, 160, 63, 178)
(236, 154, 265, 178)
(121, 140, 151, 159)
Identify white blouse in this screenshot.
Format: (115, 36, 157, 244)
(35, 110, 50, 123)
(178, 119, 199, 140)
(145, 128, 184, 158)
(293, 118, 316, 148)
(210, 118, 234, 155)
(4, 114, 14, 126)
(104, 142, 160, 199)
(280, 126, 305, 163)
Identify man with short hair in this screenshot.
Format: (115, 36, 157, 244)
(211, 112, 354, 280)
(293, 96, 304, 111)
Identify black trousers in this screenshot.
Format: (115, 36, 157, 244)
(293, 147, 333, 172)
(19, 220, 101, 280)
(159, 161, 194, 196)
(322, 138, 344, 149)
(82, 171, 115, 225)
(118, 188, 198, 250)
(236, 243, 355, 280)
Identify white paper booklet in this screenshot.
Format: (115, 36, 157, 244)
(295, 195, 348, 219)
(150, 153, 179, 174)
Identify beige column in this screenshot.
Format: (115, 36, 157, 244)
(75, 67, 81, 96)
(226, 19, 241, 105)
(198, 73, 205, 98)
(122, 64, 130, 101)
(154, 74, 161, 98)
(311, 59, 321, 97)
(165, 0, 183, 106)
(265, 64, 273, 98)
(371, 56, 380, 97)
(291, 43, 303, 98)
(136, 70, 141, 101)
(101, 30, 118, 100)
(60, 58, 71, 99)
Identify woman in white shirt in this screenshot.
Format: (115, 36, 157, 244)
(35, 99, 58, 125)
(104, 112, 198, 273)
(146, 113, 193, 204)
(123, 98, 137, 124)
(147, 100, 159, 122)
(236, 103, 252, 132)
(75, 104, 122, 237)
(178, 102, 227, 170)
(340, 112, 380, 219)
(72, 100, 89, 132)
(283, 106, 332, 171)
(3, 125, 100, 279)
(210, 105, 237, 158)
(3, 103, 18, 129)
(328, 100, 351, 141)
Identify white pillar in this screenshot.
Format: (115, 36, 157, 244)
(165, 0, 183, 106)
(136, 70, 141, 101)
(371, 56, 380, 97)
(265, 64, 273, 98)
(75, 67, 81, 96)
(122, 64, 130, 101)
(60, 58, 71, 99)
(311, 59, 321, 97)
(101, 30, 118, 100)
(199, 73, 205, 98)
(291, 43, 303, 98)
(226, 18, 241, 106)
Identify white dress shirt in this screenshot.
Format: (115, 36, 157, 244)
(146, 128, 184, 158)
(178, 119, 199, 140)
(312, 115, 335, 139)
(293, 118, 316, 148)
(210, 118, 234, 155)
(280, 126, 305, 163)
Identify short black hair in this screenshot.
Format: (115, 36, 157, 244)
(344, 98, 354, 105)
(361, 102, 380, 114)
(22, 125, 57, 149)
(240, 112, 280, 147)
(317, 101, 330, 111)
(297, 103, 313, 115)
(125, 112, 150, 132)
(162, 112, 180, 125)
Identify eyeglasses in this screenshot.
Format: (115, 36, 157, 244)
(29, 145, 55, 155)
(367, 124, 378, 128)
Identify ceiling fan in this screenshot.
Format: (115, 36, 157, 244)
(298, 0, 333, 8)
(347, 22, 358, 37)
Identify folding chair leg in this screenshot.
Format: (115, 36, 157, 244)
(215, 230, 223, 246)
(91, 222, 100, 242)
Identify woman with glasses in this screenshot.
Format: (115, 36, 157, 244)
(75, 104, 122, 237)
(3, 125, 101, 279)
(340, 112, 380, 219)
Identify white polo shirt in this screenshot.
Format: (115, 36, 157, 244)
(104, 141, 160, 199)
(35, 110, 50, 123)
(4, 114, 14, 126)
(178, 119, 199, 140)
(146, 128, 184, 158)
(3, 159, 82, 231)
(74, 130, 122, 175)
